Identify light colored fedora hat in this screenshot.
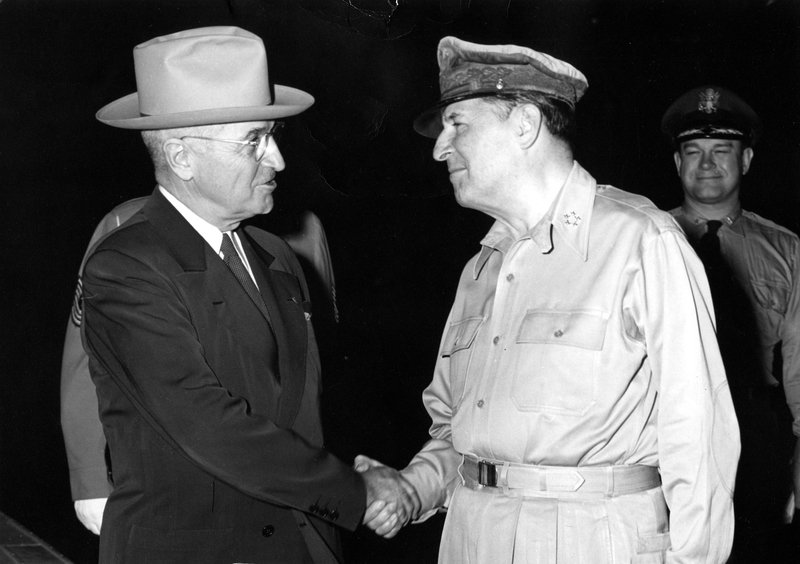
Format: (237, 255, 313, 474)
(96, 26, 314, 130)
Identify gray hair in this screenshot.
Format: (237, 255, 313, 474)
(481, 92, 576, 145)
(141, 125, 218, 171)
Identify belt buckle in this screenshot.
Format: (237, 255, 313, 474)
(478, 460, 498, 487)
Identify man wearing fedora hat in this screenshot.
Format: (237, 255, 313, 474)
(80, 26, 418, 563)
(359, 37, 740, 562)
(663, 86, 800, 562)
(60, 200, 342, 537)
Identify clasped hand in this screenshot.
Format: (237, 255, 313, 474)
(355, 454, 420, 538)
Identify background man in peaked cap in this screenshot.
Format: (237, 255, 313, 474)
(663, 85, 800, 563)
(80, 26, 418, 563)
(359, 36, 740, 562)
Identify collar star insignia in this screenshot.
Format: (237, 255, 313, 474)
(563, 211, 581, 226)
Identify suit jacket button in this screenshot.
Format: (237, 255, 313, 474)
(330, 510, 339, 521)
(262, 525, 275, 537)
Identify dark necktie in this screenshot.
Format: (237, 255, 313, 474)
(696, 219, 723, 266)
(220, 233, 279, 383)
(691, 219, 759, 389)
(220, 233, 267, 312)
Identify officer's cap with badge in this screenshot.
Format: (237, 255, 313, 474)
(661, 85, 762, 147)
(413, 36, 589, 138)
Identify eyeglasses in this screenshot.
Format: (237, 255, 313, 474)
(181, 122, 284, 161)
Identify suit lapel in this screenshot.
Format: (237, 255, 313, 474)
(240, 228, 308, 429)
(142, 191, 307, 429)
(143, 188, 208, 273)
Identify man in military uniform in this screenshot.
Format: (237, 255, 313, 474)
(662, 85, 800, 562)
(361, 37, 740, 563)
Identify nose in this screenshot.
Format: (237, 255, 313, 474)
(699, 151, 716, 170)
(260, 138, 285, 171)
(433, 129, 453, 162)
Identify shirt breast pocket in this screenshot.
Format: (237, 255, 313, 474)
(512, 310, 607, 416)
(441, 316, 484, 407)
(750, 278, 790, 315)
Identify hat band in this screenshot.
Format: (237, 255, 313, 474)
(676, 126, 746, 142)
(440, 65, 576, 108)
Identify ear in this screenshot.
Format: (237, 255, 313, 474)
(517, 104, 543, 149)
(672, 150, 682, 176)
(741, 147, 754, 175)
(163, 138, 195, 181)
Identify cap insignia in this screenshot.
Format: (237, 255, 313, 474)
(697, 88, 720, 114)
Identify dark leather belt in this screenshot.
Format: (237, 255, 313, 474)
(462, 455, 661, 497)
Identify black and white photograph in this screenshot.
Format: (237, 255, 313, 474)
(1, 1, 799, 562)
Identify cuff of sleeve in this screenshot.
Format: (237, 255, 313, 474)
(69, 465, 113, 501)
(401, 461, 451, 524)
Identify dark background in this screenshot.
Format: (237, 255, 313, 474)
(1, 0, 799, 562)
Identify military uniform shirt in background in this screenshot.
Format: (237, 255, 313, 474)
(403, 162, 740, 563)
(671, 206, 800, 438)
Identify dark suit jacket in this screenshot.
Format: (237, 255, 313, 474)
(82, 189, 365, 563)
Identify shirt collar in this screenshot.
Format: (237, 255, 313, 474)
(473, 161, 596, 279)
(678, 202, 744, 236)
(159, 186, 225, 252)
(547, 161, 596, 259)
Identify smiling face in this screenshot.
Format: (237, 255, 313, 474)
(432, 98, 524, 213)
(674, 138, 753, 209)
(182, 120, 286, 229)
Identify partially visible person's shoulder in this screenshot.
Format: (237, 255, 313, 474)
(594, 185, 681, 234)
(90, 197, 148, 240)
(666, 206, 682, 218)
(102, 196, 149, 228)
(90, 204, 157, 259)
(79, 197, 151, 268)
(741, 209, 800, 244)
(243, 224, 292, 256)
(243, 224, 301, 275)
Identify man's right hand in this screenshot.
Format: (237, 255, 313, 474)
(356, 455, 420, 538)
(74, 497, 107, 535)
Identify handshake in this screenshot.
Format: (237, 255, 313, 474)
(355, 454, 421, 539)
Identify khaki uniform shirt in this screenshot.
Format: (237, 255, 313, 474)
(403, 162, 740, 563)
(671, 206, 800, 436)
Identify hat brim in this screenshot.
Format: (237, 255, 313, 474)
(413, 89, 577, 138)
(96, 85, 314, 130)
(413, 91, 516, 138)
